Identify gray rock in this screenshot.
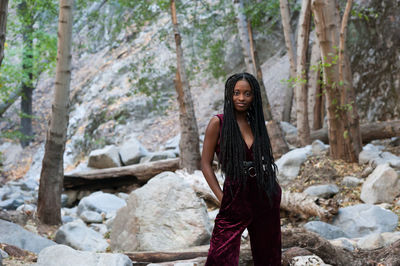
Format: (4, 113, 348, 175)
(303, 184, 339, 199)
(341, 176, 363, 187)
(357, 233, 384, 250)
(279, 121, 297, 136)
(0, 197, 25, 210)
(88, 145, 121, 169)
(304, 221, 348, 240)
(119, 138, 148, 165)
(311, 140, 328, 156)
(381, 231, 400, 246)
(16, 204, 36, 215)
(111, 171, 212, 252)
(62, 191, 78, 207)
(0, 248, 8, 259)
(359, 144, 400, 169)
(77, 191, 126, 217)
(139, 151, 176, 164)
(62, 216, 75, 224)
(54, 219, 109, 252)
(0, 142, 23, 172)
(290, 255, 329, 266)
(80, 210, 103, 223)
(360, 164, 400, 204)
(89, 223, 108, 235)
(329, 237, 356, 252)
(35, 244, 132, 266)
(275, 146, 312, 184)
(164, 134, 180, 151)
(361, 166, 374, 178)
(23, 145, 45, 181)
(0, 219, 56, 254)
(332, 204, 398, 238)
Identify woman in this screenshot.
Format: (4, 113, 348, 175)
(201, 73, 282, 265)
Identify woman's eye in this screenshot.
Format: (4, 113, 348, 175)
(245, 92, 251, 97)
(234, 91, 239, 96)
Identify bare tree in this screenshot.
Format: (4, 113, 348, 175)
(0, 0, 8, 67)
(312, 0, 361, 162)
(37, 0, 74, 225)
(170, 0, 201, 173)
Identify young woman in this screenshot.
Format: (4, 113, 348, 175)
(201, 73, 282, 265)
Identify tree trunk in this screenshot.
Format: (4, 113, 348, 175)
(233, 0, 256, 75)
(311, 0, 361, 162)
(37, 0, 74, 225)
(307, 33, 323, 130)
(295, 0, 312, 146)
(170, 0, 201, 173)
(266, 120, 289, 159)
(279, 0, 296, 122)
(0, 0, 8, 67)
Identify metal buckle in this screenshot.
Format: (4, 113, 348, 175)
(248, 166, 256, 177)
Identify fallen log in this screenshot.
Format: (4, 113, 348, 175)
(125, 251, 208, 263)
(282, 228, 400, 266)
(63, 158, 180, 190)
(286, 120, 400, 144)
(280, 191, 339, 221)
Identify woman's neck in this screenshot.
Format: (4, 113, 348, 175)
(235, 110, 247, 122)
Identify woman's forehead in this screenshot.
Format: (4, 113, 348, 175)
(234, 80, 251, 90)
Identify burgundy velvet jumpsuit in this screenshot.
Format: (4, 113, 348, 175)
(206, 114, 282, 266)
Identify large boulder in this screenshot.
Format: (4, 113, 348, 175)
(119, 138, 148, 165)
(54, 219, 109, 252)
(275, 146, 312, 184)
(35, 245, 132, 266)
(332, 204, 398, 238)
(0, 219, 56, 254)
(88, 145, 121, 169)
(359, 144, 400, 169)
(304, 221, 348, 240)
(360, 164, 400, 204)
(110, 171, 212, 252)
(77, 191, 126, 218)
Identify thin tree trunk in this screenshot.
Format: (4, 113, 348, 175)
(279, 0, 296, 122)
(312, 0, 361, 162)
(37, 0, 74, 225)
(295, 0, 311, 146)
(233, 0, 256, 75)
(0, 88, 21, 117)
(170, 0, 201, 173)
(0, 0, 8, 67)
(308, 33, 322, 130)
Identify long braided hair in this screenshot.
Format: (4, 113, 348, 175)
(219, 72, 279, 201)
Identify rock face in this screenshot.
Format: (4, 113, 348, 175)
(304, 221, 348, 240)
(77, 191, 126, 218)
(0, 219, 56, 254)
(332, 204, 398, 238)
(360, 164, 400, 204)
(303, 184, 339, 199)
(119, 138, 148, 165)
(88, 145, 121, 168)
(110, 171, 212, 252)
(35, 245, 132, 266)
(54, 219, 109, 252)
(275, 146, 312, 184)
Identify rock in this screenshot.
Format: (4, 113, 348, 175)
(357, 233, 385, 250)
(62, 216, 75, 224)
(304, 221, 348, 240)
(88, 145, 121, 169)
(329, 237, 356, 252)
(164, 134, 180, 154)
(35, 244, 132, 266)
(80, 210, 103, 223)
(290, 255, 330, 266)
(0, 219, 56, 254)
(360, 164, 400, 204)
(62, 191, 78, 207)
(16, 204, 36, 215)
(119, 138, 148, 165)
(381, 231, 400, 246)
(139, 150, 176, 163)
(77, 191, 126, 218)
(0, 142, 23, 172)
(311, 140, 328, 156)
(361, 166, 374, 178)
(111, 171, 212, 252)
(55, 219, 109, 252)
(275, 146, 312, 184)
(89, 223, 108, 235)
(279, 121, 297, 136)
(341, 176, 363, 187)
(24, 145, 45, 181)
(117, 192, 129, 200)
(332, 204, 398, 238)
(0, 197, 25, 210)
(359, 144, 400, 169)
(0, 248, 8, 259)
(396, 199, 400, 207)
(303, 184, 339, 199)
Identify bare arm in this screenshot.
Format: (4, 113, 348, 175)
(201, 116, 223, 203)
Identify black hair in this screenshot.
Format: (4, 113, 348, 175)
(219, 72, 279, 202)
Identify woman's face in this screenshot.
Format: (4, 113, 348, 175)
(232, 79, 253, 112)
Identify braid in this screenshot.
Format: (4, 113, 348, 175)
(219, 72, 279, 202)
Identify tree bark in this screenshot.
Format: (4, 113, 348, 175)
(170, 0, 201, 173)
(0, 0, 8, 67)
(37, 0, 74, 225)
(266, 120, 289, 159)
(285, 120, 400, 144)
(295, 0, 312, 146)
(311, 0, 361, 162)
(279, 0, 296, 122)
(233, 0, 256, 75)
